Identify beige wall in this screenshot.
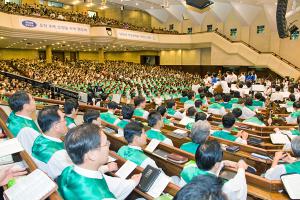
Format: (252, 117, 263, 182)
(160, 49, 201, 65)
(105, 51, 158, 63)
(0, 49, 38, 60)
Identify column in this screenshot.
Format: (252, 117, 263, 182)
(46, 45, 52, 64)
(98, 48, 105, 63)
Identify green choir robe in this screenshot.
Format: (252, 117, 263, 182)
(180, 142, 199, 154)
(166, 108, 176, 116)
(180, 160, 209, 183)
(290, 129, 300, 135)
(100, 112, 118, 124)
(252, 100, 264, 107)
(57, 166, 116, 200)
(212, 130, 237, 142)
(117, 146, 148, 166)
(133, 108, 146, 117)
(7, 112, 40, 137)
(116, 120, 130, 129)
(243, 117, 265, 126)
(220, 102, 233, 109)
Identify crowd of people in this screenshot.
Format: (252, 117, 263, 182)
(0, 2, 179, 34)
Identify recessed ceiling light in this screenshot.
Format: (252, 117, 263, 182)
(0, 37, 4, 39)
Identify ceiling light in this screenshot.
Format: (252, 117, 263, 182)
(0, 37, 4, 39)
(135, 2, 138, 5)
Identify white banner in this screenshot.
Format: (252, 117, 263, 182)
(19, 17, 90, 35)
(116, 29, 158, 42)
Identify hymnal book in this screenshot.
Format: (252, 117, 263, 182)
(170, 129, 188, 139)
(145, 139, 160, 153)
(4, 169, 57, 200)
(270, 133, 290, 145)
(0, 138, 24, 158)
(147, 172, 170, 198)
(167, 153, 188, 164)
(153, 149, 169, 160)
(115, 160, 137, 179)
(138, 165, 161, 192)
(281, 173, 300, 199)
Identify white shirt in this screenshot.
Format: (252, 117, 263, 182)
(179, 116, 194, 126)
(32, 135, 72, 180)
(74, 165, 137, 200)
(238, 106, 256, 119)
(207, 106, 227, 116)
(270, 92, 284, 102)
(265, 164, 287, 180)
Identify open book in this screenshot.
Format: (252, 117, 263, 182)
(0, 138, 24, 158)
(270, 133, 290, 145)
(4, 169, 57, 200)
(281, 173, 300, 199)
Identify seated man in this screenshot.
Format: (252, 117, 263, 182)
(32, 106, 72, 179)
(166, 100, 183, 119)
(133, 96, 149, 119)
(7, 90, 40, 153)
(232, 108, 242, 121)
(118, 121, 158, 168)
(157, 105, 174, 126)
(184, 91, 195, 110)
(117, 105, 134, 129)
(242, 115, 266, 127)
(179, 141, 248, 200)
(57, 124, 141, 200)
(83, 109, 101, 127)
(174, 173, 225, 200)
(253, 92, 265, 108)
(145, 111, 173, 146)
(64, 98, 79, 129)
(270, 86, 284, 102)
(180, 120, 210, 154)
(212, 113, 248, 144)
(219, 94, 232, 109)
(194, 100, 203, 113)
(207, 95, 227, 116)
(265, 136, 300, 180)
(286, 101, 300, 124)
(100, 101, 120, 125)
(180, 107, 197, 130)
(232, 98, 256, 119)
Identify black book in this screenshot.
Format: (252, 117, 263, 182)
(138, 165, 161, 192)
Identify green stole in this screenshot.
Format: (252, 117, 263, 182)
(180, 142, 199, 154)
(218, 124, 239, 132)
(196, 108, 203, 113)
(32, 135, 64, 163)
(290, 129, 300, 136)
(117, 146, 148, 166)
(185, 100, 194, 105)
(7, 112, 40, 137)
(116, 120, 130, 129)
(180, 160, 209, 183)
(284, 161, 300, 174)
(146, 129, 166, 142)
(229, 98, 239, 104)
(57, 166, 115, 200)
(100, 112, 118, 124)
(290, 111, 300, 118)
(166, 108, 176, 116)
(253, 100, 264, 107)
(163, 117, 171, 125)
(286, 101, 294, 107)
(220, 102, 233, 109)
(246, 106, 256, 111)
(186, 122, 194, 130)
(243, 117, 265, 126)
(209, 103, 223, 110)
(133, 108, 145, 117)
(212, 130, 237, 141)
(180, 97, 188, 103)
(65, 116, 76, 128)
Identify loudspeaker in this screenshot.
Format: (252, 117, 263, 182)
(276, 0, 289, 38)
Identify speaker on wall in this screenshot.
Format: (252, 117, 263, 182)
(276, 0, 289, 38)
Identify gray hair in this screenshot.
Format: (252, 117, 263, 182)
(190, 120, 211, 144)
(291, 136, 300, 157)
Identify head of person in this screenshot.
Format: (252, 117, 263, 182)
(65, 124, 110, 168)
(222, 94, 231, 103)
(107, 101, 119, 112)
(254, 92, 263, 100)
(232, 108, 242, 119)
(83, 109, 101, 126)
(195, 112, 207, 122)
(291, 136, 300, 158)
(275, 86, 281, 92)
(187, 91, 195, 100)
(167, 100, 176, 109)
(222, 113, 236, 129)
(157, 105, 167, 117)
(121, 105, 134, 120)
(124, 121, 147, 147)
(214, 95, 222, 102)
(195, 100, 202, 108)
(38, 106, 67, 137)
(195, 140, 223, 171)
(64, 98, 79, 118)
(148, 111, 163, 128)
(134, 96, 146, 108)
(174, 175, 225, 200)
(9, 90, 36, 114)
(293, 101, 300, 110)
(289, 94, 296, 102)
(186, 107, 197, 118)
(244, 97, 253, 106)
(190, 120, 210, 145)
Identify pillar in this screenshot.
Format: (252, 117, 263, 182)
(98, 48, 104, 63)
(46, 45, 52, 64)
